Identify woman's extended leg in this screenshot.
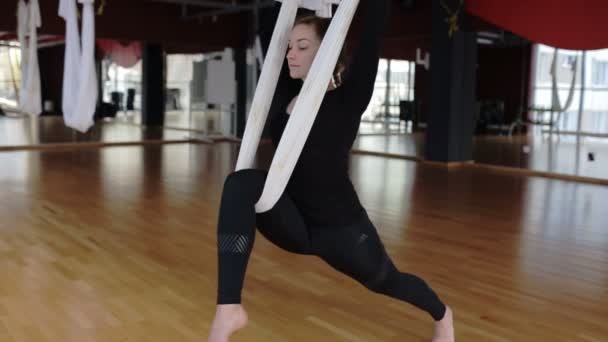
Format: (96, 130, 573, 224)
(311, 212, 454, 341)
(210, 169, 312, 342)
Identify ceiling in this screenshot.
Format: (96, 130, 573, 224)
(0, 0, 503, 57)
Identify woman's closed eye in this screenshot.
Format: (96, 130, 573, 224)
(288, 45, 309, 51)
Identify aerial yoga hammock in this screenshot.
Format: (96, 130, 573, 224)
(235, 0, 351, 213)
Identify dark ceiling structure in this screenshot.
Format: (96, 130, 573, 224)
(0, 0, 501, 57)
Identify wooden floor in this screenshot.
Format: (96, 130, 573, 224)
(353, 132, 608, 182)
(0, 115, 196, 148)
(3, 115, 607, 184)
(1, 140, 607, 341)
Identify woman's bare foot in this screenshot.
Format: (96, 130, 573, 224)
(208, 304, 248, 342)
(432, 306, 454, 342)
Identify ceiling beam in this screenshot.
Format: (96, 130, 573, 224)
(147, 0, 239, 9)
(184, 0, 274, 20)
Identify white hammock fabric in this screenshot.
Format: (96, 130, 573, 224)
(551, 48, 578, 113)
(18, 0, 43, 116)
(235, 0, 359, 213)
(283, 0, 342, 18)
(59, 0, 99, 133)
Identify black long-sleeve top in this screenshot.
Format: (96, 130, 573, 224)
(269, 0, 391, 227)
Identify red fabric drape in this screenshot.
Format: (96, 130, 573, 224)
(97, 39, 142, 68)
(466, 0, 608, 50)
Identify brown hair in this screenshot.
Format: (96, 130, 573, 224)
(294, 14, 347, 87)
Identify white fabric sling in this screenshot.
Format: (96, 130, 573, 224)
(59, 0, 80, 127)
(18, 0, 43, 116)
(17, 0, 28, 95)
(550, 48, 577, 113)
(235, 0, 359, 213)
(59, 0, 98, 133)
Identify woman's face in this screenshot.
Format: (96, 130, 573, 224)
(287, 24, 321, 80)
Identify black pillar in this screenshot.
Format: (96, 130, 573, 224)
(235, 48, 248, 138)
(142, 44, 165, 126)
(426, 0, 477, 162)
(234, 1, 261, 139)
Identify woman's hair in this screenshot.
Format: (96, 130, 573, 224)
(294, 14, 347, 87)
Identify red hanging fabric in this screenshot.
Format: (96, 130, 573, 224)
(466, 0, 608, 50)
(97, 39, 142, 68)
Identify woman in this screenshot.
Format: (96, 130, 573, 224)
(208, 1, 454, 341)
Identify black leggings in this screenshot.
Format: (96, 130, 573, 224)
(216, 169, 446, 321)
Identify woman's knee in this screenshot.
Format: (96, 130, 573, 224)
(315, 234, 395, 293)
(223, 169, 268, 202)
(362, 257, 396, 294)
(346, 229, 395, 292)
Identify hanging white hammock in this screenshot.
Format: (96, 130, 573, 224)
(235, 0, 359, 213)
(551, 48, 578, 113)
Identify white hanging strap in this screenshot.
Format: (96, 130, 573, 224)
(277, 0, 342, 18)
(254, 35, 265, 68)
(235, 0, 359, 213)
(254, 0, 359, 213)
(550, 48, 578, 113)
(19, 0, 43, 116)
(17, 0, 29, 88)
(59, 0, 80, 125)
(58, 0, 98, 132)
(236, 0, 349, 172)
(72, 0, 98, 132)
(235, 0, 299, 172)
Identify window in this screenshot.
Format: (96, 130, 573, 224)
(0, 44, 21, 105)
(591, 59, 608, 86)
